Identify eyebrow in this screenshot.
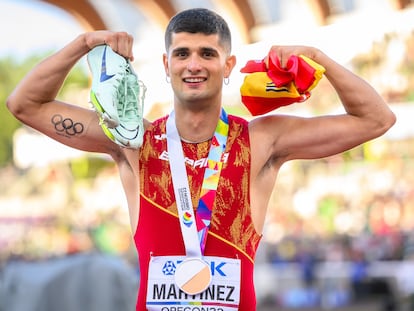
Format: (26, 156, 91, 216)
(201, 47, 218, 55)
(171, 47, 188, 54)
(171, 46, 219, 55)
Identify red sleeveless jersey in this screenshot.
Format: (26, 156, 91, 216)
(135, 114, 261, 310)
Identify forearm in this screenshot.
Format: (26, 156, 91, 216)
(8, 34, 90, 114)
(7, 30, 133, 118)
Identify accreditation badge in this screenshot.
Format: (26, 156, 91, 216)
(146, 255, 241, 311)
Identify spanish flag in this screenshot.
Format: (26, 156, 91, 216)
(240, 51, 325, 116)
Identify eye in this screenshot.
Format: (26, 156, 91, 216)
(202, 49, 217, 58)
(176, 51, 188, 57)
(172, 48, 189, 58)
(203, 51, 214, 58)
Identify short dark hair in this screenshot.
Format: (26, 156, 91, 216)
(164, 8, 232, 54)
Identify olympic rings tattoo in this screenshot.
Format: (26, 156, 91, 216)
(51, 114, 84, 136)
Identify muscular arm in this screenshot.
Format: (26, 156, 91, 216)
(251, 46, 395, 165)
(6, 31, 135, 154)
(6, 31, 142, 234)
(248, 46, 396, 233)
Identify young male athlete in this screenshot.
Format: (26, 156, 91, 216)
(7, 8, 395, 311)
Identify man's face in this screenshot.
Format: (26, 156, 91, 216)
(163, 32, 235, 107)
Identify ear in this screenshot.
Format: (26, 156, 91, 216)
(224, 55, 237, 78)
(163, 53, 170, 77)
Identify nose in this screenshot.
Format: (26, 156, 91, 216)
(186, 56, 202, 73)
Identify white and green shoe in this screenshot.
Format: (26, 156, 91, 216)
(87, 45, 146, 149)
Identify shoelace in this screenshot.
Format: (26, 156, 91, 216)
(114, 66, 136, 122)
(136, 79, 146, 119)
(116, 64, 146, 125)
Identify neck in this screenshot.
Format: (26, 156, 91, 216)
(174, 106, 222, 144)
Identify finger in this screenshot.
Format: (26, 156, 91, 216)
(267, 47, 285, 69)
(116, 32, 134, 60)
(279, 52, 288, 69)
(104, 36, 118, 54)
(263, 55, 269, 69)
(126, 34, 135, 61)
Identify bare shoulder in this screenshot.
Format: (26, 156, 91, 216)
(248, 114, 300, 197)
(143, 118, 152, 130)
(248, 114, 294, 167)
(117, 147, 139, 170)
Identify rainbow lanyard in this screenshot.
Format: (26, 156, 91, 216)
(166, 109, 229, 257)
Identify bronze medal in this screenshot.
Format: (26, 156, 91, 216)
(174, 257, 212, 295)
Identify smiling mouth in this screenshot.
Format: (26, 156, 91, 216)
(183, 77, 207, 83)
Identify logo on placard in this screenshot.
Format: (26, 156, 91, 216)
(162, 261, 176, 275)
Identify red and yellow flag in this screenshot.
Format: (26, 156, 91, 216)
(240, 52, 325, 116)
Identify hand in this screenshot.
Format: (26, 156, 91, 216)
(84, 31, 135, 61)
(265, 45, 319, 69)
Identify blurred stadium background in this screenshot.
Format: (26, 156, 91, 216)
(1, 0, 414, 310)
